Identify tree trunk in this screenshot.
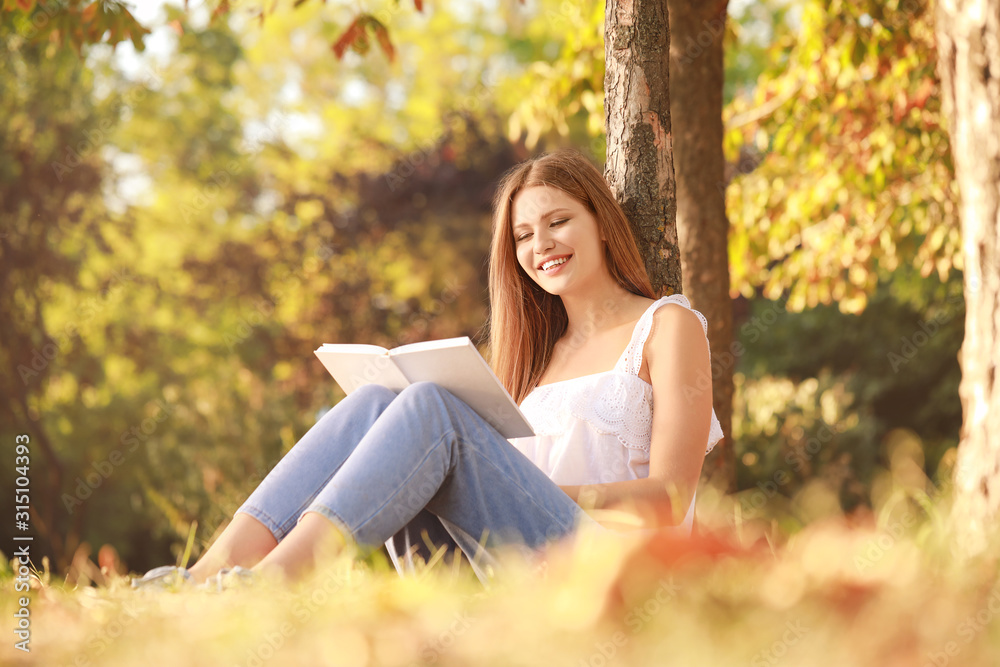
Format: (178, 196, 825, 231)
(667, 0, 735, 493)
(935, 0, 1000, 555)
(604, 0, 682, 296)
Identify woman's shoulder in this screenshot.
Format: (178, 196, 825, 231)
(647, 295, 709, 336)
(643, 296, 712, 363)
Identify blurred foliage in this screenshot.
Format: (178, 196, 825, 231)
(0, 14, 135, 563)
(724, 0, 958, 314)
(732, 266, 963, 522)
(1, 0, 149, 53)
(0, 0, 428, 60)
(501, 0, 606, 153)
(719, 0, 964, 527)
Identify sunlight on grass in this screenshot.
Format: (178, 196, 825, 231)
(3, 483, 999, 667)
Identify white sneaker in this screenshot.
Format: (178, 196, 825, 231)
(130, 565, 196, 591)
(199, 565, 256, 592)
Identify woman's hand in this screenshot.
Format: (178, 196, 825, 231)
(560, 479, 690, 529)
(558, 484, 579, 502)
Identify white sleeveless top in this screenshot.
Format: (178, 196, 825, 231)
(508, 295, 725, 536)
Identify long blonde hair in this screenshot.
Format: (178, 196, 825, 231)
(487, 148, 655, 404)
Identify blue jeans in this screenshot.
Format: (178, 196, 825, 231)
(234, 382, 600, 584)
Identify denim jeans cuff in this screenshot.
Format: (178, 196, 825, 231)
(233, 505, 288, 542)
(299, 504, 361, 550)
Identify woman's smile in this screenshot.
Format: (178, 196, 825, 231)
(538, 254, 572, 274)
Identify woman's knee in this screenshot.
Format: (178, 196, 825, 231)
(317, 384, 396, 428)
(348, 383, 398, 406)
(398, 381, 447, 402)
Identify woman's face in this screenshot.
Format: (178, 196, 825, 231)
(511, 185, 607, 296)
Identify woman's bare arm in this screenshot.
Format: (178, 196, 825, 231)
(559, 304, 714, 529)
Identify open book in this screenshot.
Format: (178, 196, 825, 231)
(314, 336, 534, 439)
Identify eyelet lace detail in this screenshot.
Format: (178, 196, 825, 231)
(519, 295, 724, 456)
(521, 373, 654, 451)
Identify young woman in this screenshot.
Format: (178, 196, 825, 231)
(132, 148, 723, 590)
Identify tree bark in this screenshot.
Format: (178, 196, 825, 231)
(666, 0, 735, 493)
(935, 0, 1000, 555)
(604, 0, 682, 296)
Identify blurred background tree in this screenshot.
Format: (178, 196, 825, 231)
(933, 0, 1000, 555)
(0, 0, 972, 574)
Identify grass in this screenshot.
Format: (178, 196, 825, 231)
(3, 481, 999, 667)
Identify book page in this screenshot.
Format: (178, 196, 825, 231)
(390, 338, 534, 438)
(314, 346, 409, 394)
(318, 343, 390, 356)
(388, 336, 472, 354)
